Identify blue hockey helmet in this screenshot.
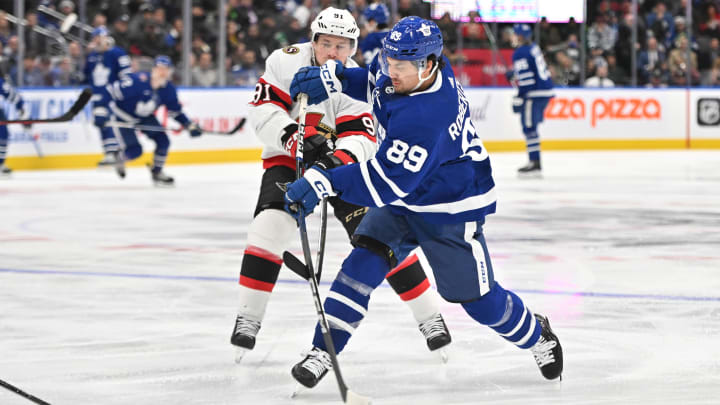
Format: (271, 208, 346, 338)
(363, 3, 390, 25)
(154, 55, 173, 68)
(513, 23, 532, 39)
(382, 17, 443, 62)
(91, 25, 109, 38)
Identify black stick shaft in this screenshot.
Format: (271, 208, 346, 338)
(0, 379, 52, 405)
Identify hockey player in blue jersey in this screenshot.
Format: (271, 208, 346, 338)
(84, 26, 132, 170)
(508, 23, 555, 177)
(360, 2, 391, 66)
(286, 17, 563, 389)
(96, 55, 202, 186)
(0, 77, 31, 176)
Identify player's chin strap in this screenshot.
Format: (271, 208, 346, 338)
(410, 61, 439, 92)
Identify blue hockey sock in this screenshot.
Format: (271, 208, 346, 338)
(312, 247, 389, 354)
(462, 283, 541, 349)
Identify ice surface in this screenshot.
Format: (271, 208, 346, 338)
(1, 151, 720, 404)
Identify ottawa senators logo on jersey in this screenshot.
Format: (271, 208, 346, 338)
(282, 46, 300, 54)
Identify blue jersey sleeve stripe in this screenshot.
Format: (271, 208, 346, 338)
(518, 79, 536, 86)
(392, 187, 497, 214)
(369, 158, 409, 199)
(359, 161, 386, 207)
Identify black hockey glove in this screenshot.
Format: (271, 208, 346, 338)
(313, 149, 358, 170)
(281, 123, 334, 164)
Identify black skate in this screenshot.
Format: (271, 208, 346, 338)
(230, 315, 261, 363)
(0, 164, 12, 177)
(530, 313, 563, 380)
(517, 160, 542, 178)
(291, 347, 332, 388)
(419, 313, 452, 362)
(98, 152, 125, 179)
(149, 166, 174, 187)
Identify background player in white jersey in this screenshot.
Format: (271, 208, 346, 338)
(231, 7, 451, 363)
(0, 77, 31, 176)
(507, 23, 555, 177)
(287, 17, 563, 389)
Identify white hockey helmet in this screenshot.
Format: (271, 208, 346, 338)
(311, 7, 360, 54)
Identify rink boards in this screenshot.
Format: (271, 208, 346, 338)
(5, 86, 720, 170)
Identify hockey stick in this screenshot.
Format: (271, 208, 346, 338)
(0, 378, 52, 405)
(285, 93, 370, 405)
(102, 118, 245, 136)
(0, 88, 92, 125)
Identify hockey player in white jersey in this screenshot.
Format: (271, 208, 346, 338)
(287, 16, 563, 389)
(231, 7, 451, 363)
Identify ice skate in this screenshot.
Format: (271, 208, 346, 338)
(149, 165, 174, 187)
(230, 315, 261, 363)
(291, 347, 332, 389)
(517, 160, 542, 178)
(530, 313, 563, 380)
(419, 313, 451, 362)
(0, 164, 12, 177)
(98, 151, 126, 179)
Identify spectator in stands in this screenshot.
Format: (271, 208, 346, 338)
(645, 68, 668, 88)
(585, 59, 615, 87)
(638, 36, 667, 84)
(231, 49, 262, 86)
(68, 40, 84, 75)
(606, 52, 628, 85)
(0, 12, 12, 46)
(461, 19, 487, 48)
(165, 17, 183, 61)
(646, 1, 674, 48)
(26, 55, 52, 87)
(588, 14, 617, 53)
(58, 0, 75, 18)
(92, 13, 107, 28)
(552, 50, 581, 86)
(49, 56, 81, 86)
(192, 51, 217, 87)
(436, 12, 458, 48)
(668, 34, 699, 85)
(699, 3, 720, 39)
(538, 17, 563, 51)
(132, 16, 168, 57)
(112, 14, 132, 50)
(397, 0, 427, 19)
(24, 12, 47, 57)
(292, 0, 313, 28)
(129, 3, 154, 36)
(701, 37, 720, 85)
(615, 10, 646, 78)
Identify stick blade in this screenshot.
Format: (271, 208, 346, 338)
(283, 251, 310, 280)
(345, 390, 372, 405)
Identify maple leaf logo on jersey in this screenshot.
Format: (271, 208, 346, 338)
(390, 31, 402, 41)
(417, 24, 431, 37)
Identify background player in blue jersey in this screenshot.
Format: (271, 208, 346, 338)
(84, 26, 132, 169)
(286, 17, 563, 389)
(508, 23, 555, 177)
(360, 2, 391, 66)
(96, 55, 202, 186)
(0, 77, 31, 176)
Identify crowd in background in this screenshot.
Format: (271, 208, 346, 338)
(2, 0, 720, 88)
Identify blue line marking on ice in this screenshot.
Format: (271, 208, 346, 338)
(2, 267, 720, 302)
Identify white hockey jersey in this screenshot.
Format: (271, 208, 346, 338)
(248, 42, 377, 169)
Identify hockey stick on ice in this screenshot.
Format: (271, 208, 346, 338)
(103, 118, 246, 136)
(0, 378, 52, 405)
(284, 93, 370, 405)
(0, 88, 92, 125)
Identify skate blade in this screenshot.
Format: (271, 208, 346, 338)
(517, 171, 543, 179)
(290, 382, 305, 399)
(234, 347, 249, 364)
(153, 181, 175, 188)
(435, 348, 449, 363)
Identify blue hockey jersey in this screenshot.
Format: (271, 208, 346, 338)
(360, 31, 389, 66)
(330, 57, 497, 224)
(0, 77, 25, 111)
(84, 46, 132, 91)
(101, 72, 191, 126)
(512, 43, 554, 98)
